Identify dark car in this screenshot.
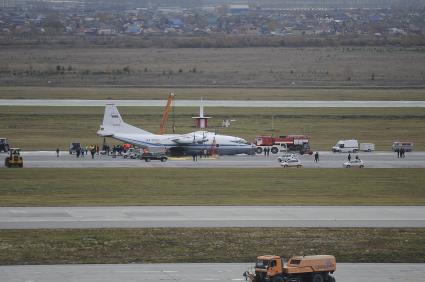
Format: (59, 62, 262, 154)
(0, 138, 10, 153)
(140, 152, 168, 162)
(69, 142, 81, 154)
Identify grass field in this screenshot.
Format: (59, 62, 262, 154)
(1, 86, 425, 100)
(0, 168, 423, 206)
(1, 46, 424, 268)
(1, 47, 425, 86)
(0, 228, 424, 264)
(1, 106, 424, 150)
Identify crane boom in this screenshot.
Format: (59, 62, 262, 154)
(158, 93, 175, 135)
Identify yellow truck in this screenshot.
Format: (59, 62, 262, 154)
(244, 255, 336, 282)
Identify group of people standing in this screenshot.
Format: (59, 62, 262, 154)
(396, 148, 406, 158)
(192, 149, 211, 161)
(75, 145, 98, 159)
(347, 153, 360, 161)
(56, 144, 99, 159)
(263, 147, 271, 156)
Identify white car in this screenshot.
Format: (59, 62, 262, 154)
(123, 148, 140, 159)
(277, 153, 297, 163)
(281, 158, 303, 168)
(343, 159, 365, 168)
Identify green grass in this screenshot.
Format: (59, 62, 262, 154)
(1, 86, 425, 100)
(0, 168, 424, 206)
(1, 106, 425, 150)
(0, 228, 424, 264)
(1, 47, 425, 86)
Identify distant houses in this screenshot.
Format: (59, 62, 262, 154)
(0, 2, 424, 39)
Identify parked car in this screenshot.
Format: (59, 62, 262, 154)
(69, 142, 81, 154)
(123, 148, 141, 159)
(277, 153, 297, 163)
(140, 152, 168, 162)
(280, 158, 303, 168)
(0, 138, 10, 152)
(343, 159, 365, 168)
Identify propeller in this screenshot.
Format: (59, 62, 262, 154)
(192, 131, 209, 144)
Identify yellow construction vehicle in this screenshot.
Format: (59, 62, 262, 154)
(4, 148, 23, 168)
(243, 255, 336, 282)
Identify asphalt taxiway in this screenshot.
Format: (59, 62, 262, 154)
(1, 263, 424, 282)
(1, 206, 424, 229)
(1, 151, 424, 168)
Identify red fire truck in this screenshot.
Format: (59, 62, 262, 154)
(254, 135, 313, 155)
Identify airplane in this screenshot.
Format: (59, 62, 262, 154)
(97, 104, 255, 156)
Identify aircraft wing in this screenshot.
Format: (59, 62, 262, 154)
(170, 132, 209, 145)
(171, 135, 194, 145)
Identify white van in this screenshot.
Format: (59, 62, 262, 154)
(332, 139, 359, 153)
(360, 143, 375, 152)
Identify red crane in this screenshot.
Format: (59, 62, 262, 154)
(158, 93, 175, 135)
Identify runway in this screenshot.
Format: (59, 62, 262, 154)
(1, 99, 425, 107)
(1, 206, 424, 229)
(1, 263, 424, 282)
(1, 151, 424, 168)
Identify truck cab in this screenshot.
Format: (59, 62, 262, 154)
(254, 255, 284, 281)
(297, 142, 312, 155)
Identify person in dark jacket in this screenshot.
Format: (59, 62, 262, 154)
(314, 152, 319, 162)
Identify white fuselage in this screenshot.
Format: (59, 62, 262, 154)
(109, 131, 255, 156)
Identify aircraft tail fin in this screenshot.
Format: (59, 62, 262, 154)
(97, 104, 152, 136)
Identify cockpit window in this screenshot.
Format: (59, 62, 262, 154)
(256, 259, 269, 269)
(231, 139, 250, 145)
